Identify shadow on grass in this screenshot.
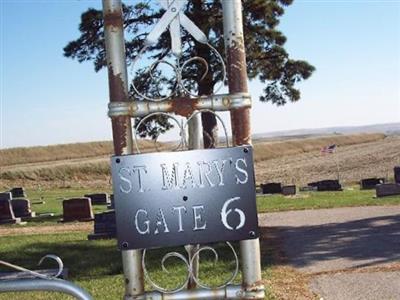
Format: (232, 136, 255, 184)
(0, 234, 240, 283)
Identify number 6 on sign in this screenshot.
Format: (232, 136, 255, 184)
(221, 197, 246, 230)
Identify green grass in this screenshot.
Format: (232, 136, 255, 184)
(256, 188, 400, 213)
(5, 186, 400, 227)
(0, 233, 245, 300)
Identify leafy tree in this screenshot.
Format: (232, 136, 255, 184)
(64, 0, 314, 148)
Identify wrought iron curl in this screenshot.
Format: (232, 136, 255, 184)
(142, 242, 239, 293)
(133, 112, 186, 154)
(0, 255, 64, 280)
(189, 242, 239, 290)
(185, 109, 230, 148)
(142, 250, 191, 294)
(130, 43, 226, 101)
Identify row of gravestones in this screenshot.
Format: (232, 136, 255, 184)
(259, 183, 297, 195)
(0, 188, 36, 225)
(375, 166, 400, 198)
(61, 193, 116, 240)
(259, 166, 400, 197)
(259, 180, 343, 195)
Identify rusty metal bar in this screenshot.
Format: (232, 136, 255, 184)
(108, 93, 251, 118)
(102, 0, 145, 299)
(222, 0, 264, 298)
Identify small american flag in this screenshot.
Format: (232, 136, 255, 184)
(321, 144, 337, 154)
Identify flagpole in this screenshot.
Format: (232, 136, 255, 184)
(334, 147, 340, 181)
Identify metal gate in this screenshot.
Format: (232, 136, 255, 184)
(103, 0, 265, 299)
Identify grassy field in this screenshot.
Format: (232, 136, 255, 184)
(252, 133, 385, 162)
(0, 186, 398, 228)
(256, 188, 400, 212)
(1, 133, 390, 187)
(0, 140, 161, 167)
(0, 188, 110, 227)
(0, 233, 251, 300)
(0, 188, 399, 299)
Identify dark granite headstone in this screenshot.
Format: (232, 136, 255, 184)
(9, 187, 26, 198)
(360, 178, 385, 190)
(308, 180, 342, 191)
(376, 183, 400, 198)
(260, 183, 282, 194)
(394, 166, 400, 184)
(282, 185, 296, 196)
(0, 192, 12, 201)
(62, 198, 94, 222)
(0, 199, 21, 224)
(88, 210, 116, 240)
(84, 193, 110, 205)
(11, 199, 36, 219)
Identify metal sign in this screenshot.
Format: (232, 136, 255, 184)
(111, 146, 259, 250)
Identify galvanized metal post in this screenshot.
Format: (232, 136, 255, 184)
(186, 115, 202, 289)
(102, 0, 145, 299)
(221, 0, 265, 298)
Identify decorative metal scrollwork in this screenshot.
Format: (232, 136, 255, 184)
(142, 242, 239, 293)
(0, 255, 64, 280)
(130, 0, 226, 101)
(133, 109, 230, 154)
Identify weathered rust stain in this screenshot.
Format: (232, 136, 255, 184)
(227, 38, 252, 146)
(226, 41, 249, 94)
(111, 116, 129, 156)
(104, 11, 124, 27)
(108, 66, 128, 102)
(171, 97, 198, 117)
(230, 107, 251, 146)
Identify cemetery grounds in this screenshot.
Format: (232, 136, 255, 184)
(1, 133, 400, 299)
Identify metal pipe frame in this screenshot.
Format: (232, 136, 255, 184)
(222, 0, 265, 298)
(108, 93, 251, 118)
(131, 285, 264, 300)
(0, 279, 92, 300)
(102, 0, 145, 299)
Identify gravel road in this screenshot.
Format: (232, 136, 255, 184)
(259, 205, 400, 300)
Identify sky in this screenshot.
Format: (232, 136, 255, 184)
(1, 0, 399, 149)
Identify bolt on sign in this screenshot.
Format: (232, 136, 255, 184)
(111, 146, 259, 250)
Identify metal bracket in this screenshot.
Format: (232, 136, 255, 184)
(108, 93, 251, 118)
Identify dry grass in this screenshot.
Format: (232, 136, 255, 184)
(0, 140, 159, 167)
(253, 133, 385, 163)
(0, 133, 392, 189)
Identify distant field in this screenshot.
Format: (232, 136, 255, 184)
(0, 140, 161, 167)
(1, 133, 397, 188)
(252, 133, 385, 162)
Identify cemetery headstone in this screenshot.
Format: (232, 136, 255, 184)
(11, 199, 36, 219)
(282, 185, 296, 196)
(0, 199, 22, 224)
(394, 166, 400, 184)
(62, 198, 94, 222)
(9, 187, 26, 198)
(84, 193, 110, 205)
(308, 180, 342, 191)
(260, 183, 282, 194)
(360, 178, 385, 190)
(107, 194, 115, 210)
(88, 210, 116, 240)
(0, 192, 12, 201)
(376, 183, 400, 198)
(299, 186, 317, 192)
